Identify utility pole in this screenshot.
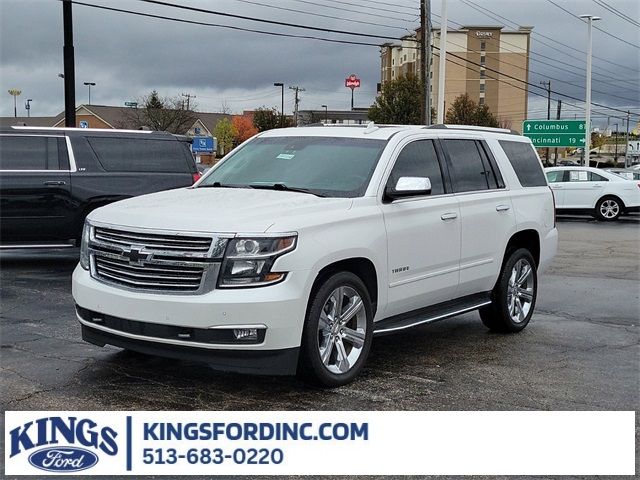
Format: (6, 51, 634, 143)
(554, 99, 561, 166)
(579, 14, 601, 167)
(181, 93, 195, 110)
(420, 0, 432, 125)
(436, 0, 447, 124)
(62, 0, 76, 127)
(25, 98, 32, 117)
(83, 82, 95, 105)
(614, 123, 619, 162)
(289, 85, 305, 126)
(540, 80, 551, 163)
(274, 82, 284, 126)
(624, 110, 630, 167)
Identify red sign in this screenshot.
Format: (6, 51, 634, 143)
(345, 74, 361, 89)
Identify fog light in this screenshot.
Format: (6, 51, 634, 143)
(233, 328, 258, 341)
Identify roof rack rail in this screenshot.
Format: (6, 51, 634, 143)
(8, 126, 157, 134)
(425, 124, 519, 135)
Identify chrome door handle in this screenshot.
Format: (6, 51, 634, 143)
(43, 181, 67, 186)
(441, 212, 458, 221)
(496, 204, 511, 212)
(550, 185, 563, 189)
(592, 184, 602, 188)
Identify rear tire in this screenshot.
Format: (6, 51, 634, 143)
(595, 196, 622, 221)
(480, 248, 537, 333)
(298, 272, 373, 387)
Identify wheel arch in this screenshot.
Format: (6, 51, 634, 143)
(503, 229, 540, 267)
(595, 193, 625, 210)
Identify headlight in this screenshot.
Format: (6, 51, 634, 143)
(218, 235, 296, 287)
(79, 221, 91, 270)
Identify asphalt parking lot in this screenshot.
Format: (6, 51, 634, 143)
(2, 214, 638, 415)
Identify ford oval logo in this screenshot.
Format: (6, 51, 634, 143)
(28, 447, 98, 472)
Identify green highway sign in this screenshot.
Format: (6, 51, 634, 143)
(523, 119, 587, 148)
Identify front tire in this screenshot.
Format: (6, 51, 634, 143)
(595, 196, 622, 221)
(480, 248, 537, 333)
(298, 272, 373, 387)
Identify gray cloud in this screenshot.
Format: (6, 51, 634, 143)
(0, 0, 638, 128)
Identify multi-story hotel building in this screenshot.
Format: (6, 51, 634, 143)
(380, 25, 532, 132)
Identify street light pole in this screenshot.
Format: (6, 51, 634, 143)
(579, 14, 600, 167)
(25, 99, 32, 117)
(83, 82, 95, 105)
(62, 0, 76, 127)
(321, 104, 328, 123)
(614, 123, 619, 162)
(8, 89, 21, 118)
(273, 82, 284, 127)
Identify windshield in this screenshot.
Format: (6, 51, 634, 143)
(199, 136, 387, 198)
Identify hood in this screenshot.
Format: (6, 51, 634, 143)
(89, 187, 353, 234)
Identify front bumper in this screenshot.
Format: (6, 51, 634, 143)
(72, 265, 311, 373)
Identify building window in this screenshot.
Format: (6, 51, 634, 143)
(392, 59, 395, 66)
(479, 97, 485, 105)
(480, 83, 485, 93)
(480, 69, 486, 78)
(480, 41, 486, 51)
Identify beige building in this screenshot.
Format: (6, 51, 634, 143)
(380, 25, 532, 132)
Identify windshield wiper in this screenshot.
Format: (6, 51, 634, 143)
(248, 183, 327, 197)
(198, 181, 245, 189)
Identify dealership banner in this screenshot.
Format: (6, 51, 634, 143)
(4, 411, 634, 475)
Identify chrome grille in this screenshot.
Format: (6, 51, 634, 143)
(94, 227, 212, 253)
(89, 225, 225, 294)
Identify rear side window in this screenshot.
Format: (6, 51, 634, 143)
(387, 140, 445, 195)
(87, 137, 190, 173)
(0, 136, 59, 170)
(545, 170, 566, 183)
(442, 139, 490, 192)
(499, 140, 547, 187)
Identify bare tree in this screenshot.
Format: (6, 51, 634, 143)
(220, 99, 232, 115)
(118, 91, 197, 134)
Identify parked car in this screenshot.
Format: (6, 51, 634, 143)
(605, 168, 640, 181)
(73, 124, 558, 387)
(0, 127, 201, 248)
(545, 166, 640, 220)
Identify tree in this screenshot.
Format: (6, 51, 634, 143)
(253, 106, 289, 132)
(232, 114, 258, 144)
(119, 91, 197, 134)
(368, 75, 422, 125)
(445, 93, 499, 128)
(591, 133, 607, 152)
(214, 118, 237, 156)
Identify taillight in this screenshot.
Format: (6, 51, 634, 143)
(192, 172, 202, 184)
(549, 186, 556, 228)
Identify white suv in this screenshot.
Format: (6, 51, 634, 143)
(72, 124, 558, 387)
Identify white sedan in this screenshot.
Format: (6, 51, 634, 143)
(544, 166, 640, 221)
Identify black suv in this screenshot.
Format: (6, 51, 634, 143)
(0, 127, 200, 248)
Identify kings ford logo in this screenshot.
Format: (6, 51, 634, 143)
(28, 447, 99, 472)
(9, 416, 118, 472)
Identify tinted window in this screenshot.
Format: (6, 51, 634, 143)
(545, 170, 566, 183)
(387, 140, 444, 196)
(443, 139, 489, 192)
(87, 137, 189, 173)
(0, 136, 58, 170)
(499, 140, 547, 187)
(589, 172, 608, 182)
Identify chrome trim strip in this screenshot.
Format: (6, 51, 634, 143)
(373, 301, 492, 334)
(208, 324, 267, 330)
(0, 243, 74, 249)
(78, 316, 267, 349)
(65, 135, 78, 172)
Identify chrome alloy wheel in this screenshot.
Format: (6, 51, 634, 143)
(507, 259, 534, 323)
(317, 286, 367, 374)
(599, 199, 620, 219)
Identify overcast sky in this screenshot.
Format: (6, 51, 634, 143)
(0, 0, 638, 128)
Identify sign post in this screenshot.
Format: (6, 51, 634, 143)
(523, 119, 587, 148)
(191, 136, 215, 155)
(345, 74, 361, 111)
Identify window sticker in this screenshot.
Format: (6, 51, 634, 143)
(276, 153, 295, 160)
(570, 171, 588, 181)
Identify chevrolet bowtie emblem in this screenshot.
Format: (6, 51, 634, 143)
(123, 245, 153, 266)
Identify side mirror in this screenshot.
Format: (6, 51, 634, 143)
(386, 176, 432, 200)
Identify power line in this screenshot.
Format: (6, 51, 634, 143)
(232, 0, 412, 31)
(134, 0, 399, 41)
(66, 0, 639, 120)
(456, 0, 639, 81)
(287, 0, 417, 23)
(545, 0, 640, 50)
(593, 0, 640, 28)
